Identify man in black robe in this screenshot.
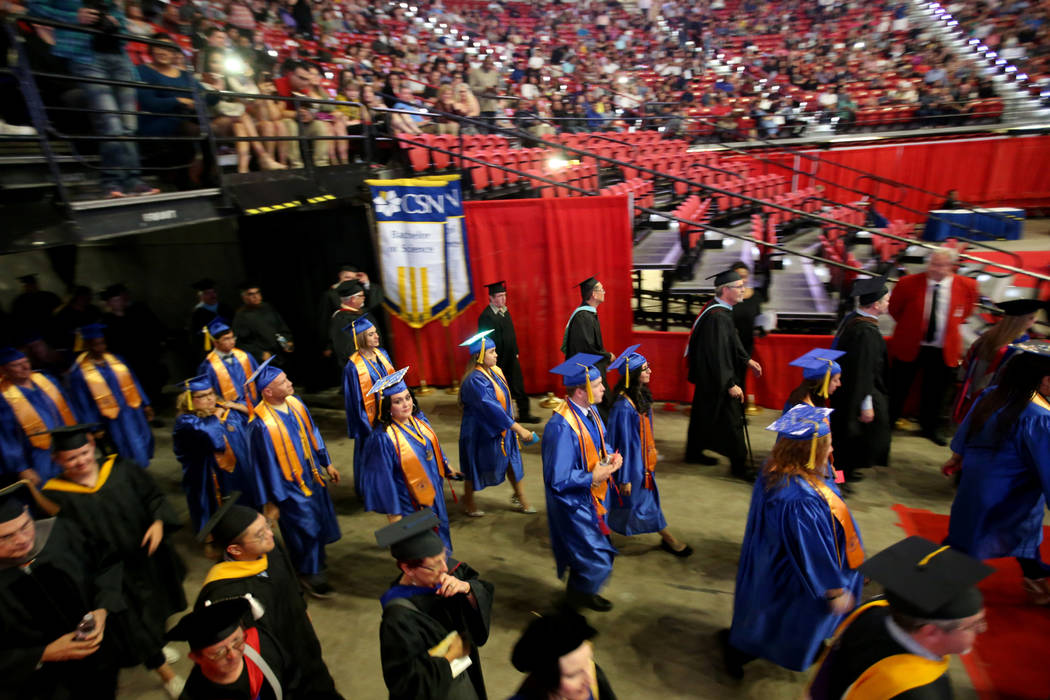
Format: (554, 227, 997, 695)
(168, 597, 299, 700)
(0, 481, 123, 700)
(189, 278, 236, 361)
(99, 283, 169, 407)
(10, 273, 61, 341)
(194, 498, 342, 699)
(561, 276, 614, 418)
(810, 537, 993, 700)
(830, 277, 892, 490)
(40, 425, 187, 697)
(377, 510, 494, 700)
(477, 280, 539, 423)
(232, 282, 294, 365)
(328, 279, 371, 365)
(318, 265, 385, 340)
(684, 269, 762, 480)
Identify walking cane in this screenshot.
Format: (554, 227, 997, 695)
(740, 400, 755, 471)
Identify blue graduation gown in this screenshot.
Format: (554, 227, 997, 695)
(247, 402, 341, 576)
(541, 402, 617, 594)
(359, 412, 454, 553)
(172, 410, 258, 532)
(0, 374, 77, 481)
(342, 348, 393, 494)
(946, 389, 1050, 561)
(606, 396, 666, 535)
(68, 358, 154, 468)
(458, 368, 523, 490)
(197, 351, 258, 403)
(729, 473, 864, 671)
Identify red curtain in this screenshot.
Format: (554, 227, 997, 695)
(750, 135, 1050, 223)
(388, 195, 634, 393)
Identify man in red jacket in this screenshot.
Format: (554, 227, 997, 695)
(887, 248, 978, 445)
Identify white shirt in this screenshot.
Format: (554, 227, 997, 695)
(920, 276, 952, 349)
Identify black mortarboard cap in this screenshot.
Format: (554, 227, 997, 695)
(511, 609, 598, 673)
(166, 598, 251, 650)
(996, 298, 1046, 317)
(578, 276, 599, 301)
(485, 280, 507, 294)
(45, 423, 100, 453)
(706, 269, 742, 287)
(375, 509, 444, 561)
(851, 276, 889, 306)
(196, 493, 259, 544)
(0, 480, 59, 521)
(860, 536, 993, 620)
(339, 264, 360, 273)
(336, 280, 365, 298)
(98, 283, 127, 301)
(192, 278, 217, 291)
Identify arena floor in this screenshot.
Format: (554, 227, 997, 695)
(120, 395, 985, 699)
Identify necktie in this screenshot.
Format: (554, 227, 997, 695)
(925, 281, 940, 343)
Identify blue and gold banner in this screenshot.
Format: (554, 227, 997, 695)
(366, 176, 474, 328)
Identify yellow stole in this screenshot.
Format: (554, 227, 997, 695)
(1033, 392, 1050, 412)
(202, 555, 269, 586)
(253, 397, 325, 496)
(386, 415, 447, 508)
(554, 401, 610, 531)
(1, 374, 76, 449)
(350, 350, 395, 424)
(43, 454, 116, 493)
(624, 396, 658, 489)
(206, 349, 257, 403)
(811, 478, 865, 569)
(476, 365, 514, 455)
(75, 352, 143, 419)
(214, 408, 237, 474)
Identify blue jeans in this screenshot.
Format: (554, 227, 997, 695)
(71, 53, 143, 191)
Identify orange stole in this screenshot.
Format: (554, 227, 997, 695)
(812, 479, 865, 569)
(476, 366, 514, 454)
(553, 402, 611, 533)
(75, 352, 143, 419)
(624, 396, 658, 489)
(1, 374, 76, 449)
(214, 408, 237, 473)
(350, 351, 395, 424)
(253, 398, 325, 497)
(206, 349, 257, 403)
(386, 416, 448, 508)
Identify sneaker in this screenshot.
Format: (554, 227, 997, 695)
(0, 120, 37, 136)
(465, 510, 486, 518)
(162, 644, 180, 665)
(163, 674, 186, 699)
(517, 505, 537, 514)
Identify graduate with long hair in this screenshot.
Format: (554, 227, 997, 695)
(944, 340, 1050, 604)
(342, 316, 395, 493)
(784, 348, 845, 412)
(722, 404, 864, 677)
(359, 368, 462, 553)
(456, 330, 538, 517)
(605, 346, 691, 556)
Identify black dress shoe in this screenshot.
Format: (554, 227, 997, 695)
(923, 431, 948, 447)
(518, 415, 542, 424)
(718, 629, 746, 680)
(686, 454, 719, 466)
(566, 589, 613, 612)
(660, 540, 694, 558)
(731, 467, 757, 483)
(845, 471, 865, 483)
(300, 574, 334, 599)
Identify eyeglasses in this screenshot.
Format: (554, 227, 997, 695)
(415, 549, 449, 574)
(242, 519, 275, 544)
(204, 635, 246, 661)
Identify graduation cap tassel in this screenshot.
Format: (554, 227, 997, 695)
(73, 331, 83, 353)
(624, 357, 630, 389)
(203, 327, 212, 352)
(819, 363, 832, 399)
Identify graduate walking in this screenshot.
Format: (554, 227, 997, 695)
(457, 330, 538, 517)
(477, 281, 540, 423)
(197, 317, 258, 408)
(342, 316, 395, 494)
(605, 346, 691, 556)
(561, 277, 614, 419)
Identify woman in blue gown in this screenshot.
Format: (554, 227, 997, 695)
(722, 404, 864, 677)
(605, 347, 691, 556)
(359, 367, 462, 553)
(457, 330, 538, 516)
(171, 375, 257, 532)
(342, 317, 395, 494)
(944, 341, 1050, 605)
(784, 348, 846, 488)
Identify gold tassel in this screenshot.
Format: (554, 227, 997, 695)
(353, 327, 359, 350)
(73, 332, 83, 352)
(808, 434, 818, 471)
(625, 357, 630, 389)
(819, 361, 831, 398)
(203, 326, 212, 352)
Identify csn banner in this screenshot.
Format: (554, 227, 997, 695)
(366, 176, 474, 328)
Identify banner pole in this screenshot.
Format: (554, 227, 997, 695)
(442, 309, 460, 395)
(411, 328, 434, 396)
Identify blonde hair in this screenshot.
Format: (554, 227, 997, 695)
(763, 433, 831, 489)
(975, 313, 1036, 362)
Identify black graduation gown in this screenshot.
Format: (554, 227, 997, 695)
(195, 542, 341, 699)
(329, 308, 373, 365)
(810, 603, 952, 700)
(180, 626, 298, 700)
(232, 303, 292, 362)
(379, 560, 494, 700)
(829, 313, 891, 473)
(477, 306, 527, 412)
(561, 308, 612, 415)
(102, 303, 168, 402)
(0, 517, 124, 700)
(685, 304, 751, 465)
(43, 458, 188, 667)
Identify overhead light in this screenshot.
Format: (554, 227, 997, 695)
(547, 156, 569, 170)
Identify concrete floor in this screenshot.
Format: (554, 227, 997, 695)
(118, 393, 983, 700)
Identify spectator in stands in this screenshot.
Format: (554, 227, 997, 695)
(199, 47, 286, 173)
(431, 84, 463, 136)
(27, 0, 161, 198)
(273, 60, 330, 167)
(124, 2, 153, 36)
(391, 86, 435, 135)
(244, 67, 294, 168)
(302, 62, 348, 165)
(469, 56, 503, 126)
(454, 83, 482, 127)
(292, 0, 313, 38)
